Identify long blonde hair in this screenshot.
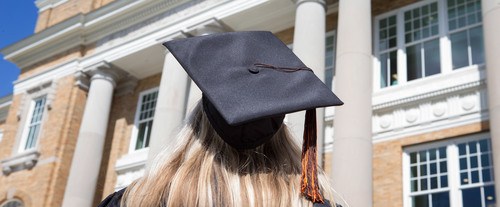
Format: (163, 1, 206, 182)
(122, 102, 335, 207)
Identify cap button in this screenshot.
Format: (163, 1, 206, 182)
(248, 67, 260, 74)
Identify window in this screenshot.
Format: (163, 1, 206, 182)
(0, 200, 24, 207)
(447, 0, 484, 69)
(19, 96, 47, 152)
(404, 134, 496, 207)
(376, 0, 485, 89)
(131, 89, 158, 151)
(325, 32, 336, 90)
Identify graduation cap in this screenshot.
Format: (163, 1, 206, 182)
(163, 31, 343, 204)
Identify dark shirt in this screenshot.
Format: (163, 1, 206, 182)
(98, 188, 341, 207)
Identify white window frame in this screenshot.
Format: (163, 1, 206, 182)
(17, 96, 47, 153)
(403, 132, 494, 207)
(129, 87, 159, 153)
(374, 0, 485, 91)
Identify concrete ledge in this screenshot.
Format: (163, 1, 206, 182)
(1, 150, 41, 175)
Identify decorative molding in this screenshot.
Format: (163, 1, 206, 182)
(35, 0, 68, 12)
(2, 0, 190, 69)
(294, 0, 326, 9)
(373, 80, 488, 142)
(373, 80, 484, 110)
(75, 61, 138, 95)
(17, 80, 56, 120)
(1, 150, 40, 175)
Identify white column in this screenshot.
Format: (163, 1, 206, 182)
(63, 64, 122, 207)
(331, 0, 373, 207)
(481, 0, 500, 205)
(288, 0, 327, 163)
(186, 80, 202, 116)
(147, 21, 228, 166)
(146, 52, 190, 166)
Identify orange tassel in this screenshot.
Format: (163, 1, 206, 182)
(300, 109, 324, 204)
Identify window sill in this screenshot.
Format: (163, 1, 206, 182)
(1, 150, 40, 175)
(115, 148, 149, 173)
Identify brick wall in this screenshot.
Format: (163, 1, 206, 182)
(0, 75, 86, 207)
(35, 0, 117, 33)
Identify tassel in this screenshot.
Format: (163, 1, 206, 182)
(300, 109, 324, 204)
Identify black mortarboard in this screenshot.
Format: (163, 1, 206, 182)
(163, 31, 343, 204)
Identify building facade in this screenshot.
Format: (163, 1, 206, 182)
(0, 0, 499, 206)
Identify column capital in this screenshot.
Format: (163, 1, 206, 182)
(293, 0, 326, 9)
(75, 61, 132, 90)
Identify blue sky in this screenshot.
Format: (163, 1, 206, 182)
(0, 1, 38, 97)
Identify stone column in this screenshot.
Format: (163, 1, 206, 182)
(331, 0, 373, 207)
(146, 51, 190, 166)
(63, 62, 126, 207)
(147, 21, 228, 166)
(288, 0, 327, 163)
(481, 0, 500, 205)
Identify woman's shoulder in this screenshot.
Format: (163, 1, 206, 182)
(98, 188, 126, 207)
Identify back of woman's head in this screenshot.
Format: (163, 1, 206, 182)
(122, 102, 335, 207)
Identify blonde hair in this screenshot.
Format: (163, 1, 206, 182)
(122, 102, 335, 207)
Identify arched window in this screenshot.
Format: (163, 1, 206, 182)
(0, 200, 24, 207)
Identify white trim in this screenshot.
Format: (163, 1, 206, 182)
(129, 87, 159, 153)
(373, 0, 485, 92)
(13, 60, 78, 95)
(18, 96, 47, 153)
(403, 132, 494, 207)
(35, 0, 69, 12)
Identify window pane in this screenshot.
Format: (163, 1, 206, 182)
(461, 172, 469, 184)
(471, 170, 479, 183)
(431, 176, 438, 189)
(439, 147, 446, 158)
(459, 143, 466, 155)
(440, 161, 447, 173)
(450, 31, 469, 69)
(471, 155, 479, 168)
(430, 163, 437, 174)
(380, 53, 388, 88)
(135, 122, 147, 150)
(470, 26, 485, 65)
(411, 152, 418, 163)
(441, 175, 448, 187)
(424, 39, 441, 76)
(479, 139, 489, 152)
(460, 158, 468, 170)
(421, 178, 428, 190)
(462, 187, 482, 207)
(483, 168, 492, 182)
(485, 186, 496, 206)
(431, 192, 450, 207)
(407, 44, 422, 81)
(482, 154, 491, 167)
(412, 166, 418, 177)
(390, 51, 398, 86)
(413, 195, 429, 207)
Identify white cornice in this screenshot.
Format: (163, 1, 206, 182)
(35, 0, 69, 12)
(1, 0, 189, 69)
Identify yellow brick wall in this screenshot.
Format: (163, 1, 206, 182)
(0, 75, 87, 207)
(35, 0, 117, 33)
(92, 73, 162, 206)
(371, 121, 489, 207)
